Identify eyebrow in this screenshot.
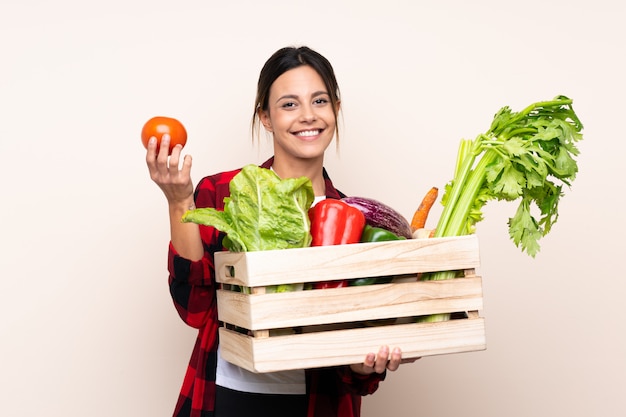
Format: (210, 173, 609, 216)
(275, 90, 329, 104)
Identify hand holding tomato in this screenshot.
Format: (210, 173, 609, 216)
(141, 116, 187, 154)
(144, 116, 194, 208)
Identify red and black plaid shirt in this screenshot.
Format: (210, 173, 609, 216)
(167, 157, 385, 417)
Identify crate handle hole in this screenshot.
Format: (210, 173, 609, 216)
(225, 265, 236, 278)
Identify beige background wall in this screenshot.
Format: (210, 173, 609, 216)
(1, 1, 624, 416)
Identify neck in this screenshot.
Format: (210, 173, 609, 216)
(271, 156, 326, 196)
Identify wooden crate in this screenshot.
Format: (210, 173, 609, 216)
(214, 235, 486, 373)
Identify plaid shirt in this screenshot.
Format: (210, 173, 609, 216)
(167, 157, 385, 417)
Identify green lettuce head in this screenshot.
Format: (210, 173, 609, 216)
(181, 164, 315, 252)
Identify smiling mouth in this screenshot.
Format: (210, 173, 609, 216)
(293, 129, 322, 137)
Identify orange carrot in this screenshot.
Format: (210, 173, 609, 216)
(410, 187, 439, 231)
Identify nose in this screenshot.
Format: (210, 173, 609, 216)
(300, 104, 317, 122)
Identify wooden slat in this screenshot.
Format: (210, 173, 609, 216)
(215, 235, 480, 287)
(217, 276, 483, 330)
(219, 317, 486, 373)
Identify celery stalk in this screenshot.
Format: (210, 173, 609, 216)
(417, 96, 584, 323)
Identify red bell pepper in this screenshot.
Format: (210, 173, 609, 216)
(313, 280, 350, 289)
(308, 199, 366, 289)
(308, 199, 366, 246)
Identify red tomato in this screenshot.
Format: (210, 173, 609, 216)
(141, 116, 187, 154)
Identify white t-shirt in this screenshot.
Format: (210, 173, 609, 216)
(312, 195, 326, 206)
(216, 346, 306, 394)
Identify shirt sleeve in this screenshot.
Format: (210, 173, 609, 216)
(306, 366, 387, 417)
(336, 366, 387, 396)
(166, 172, 236, 329)
(167, 242, 217, 329)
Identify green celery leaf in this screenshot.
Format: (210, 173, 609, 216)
(508, 199, 542, 257)
(527, 182, 562, 235)
(466, 187, 492, 234)
(554, 147, 579, 180)
(487, 159, 526, 200)
(501, 136, 527, 157)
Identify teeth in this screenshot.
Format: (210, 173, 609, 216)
(296, 130, 319, 137)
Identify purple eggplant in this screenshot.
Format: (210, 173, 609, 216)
(341, 196, 413, 239)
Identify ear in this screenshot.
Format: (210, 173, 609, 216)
(258, 108, 273, 133)
(335, 99, 341, 113)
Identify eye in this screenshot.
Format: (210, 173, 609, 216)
(280, 101, 297, 109)
(313, 94, 331, 106)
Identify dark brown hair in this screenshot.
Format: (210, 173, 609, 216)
(252, 46, 341, 141)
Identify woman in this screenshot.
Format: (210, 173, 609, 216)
(146, 46, 413, 417)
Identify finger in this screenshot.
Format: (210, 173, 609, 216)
(359, 352, 376, 374)
(363, 352, 376, 369)
(180, 154, 193, 179)
(146, 137, 164, 182)
(145, 136, 158, 168)
(152, 135, 176, 179)
(168, 144, 183, 175)
(386, 347, 402, 372)
(374, 346, 390, 373)
(349, 352, 375, 375)
(156, 134, 171, 166)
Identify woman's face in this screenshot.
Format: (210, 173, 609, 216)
(259, 65, 338, 165)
